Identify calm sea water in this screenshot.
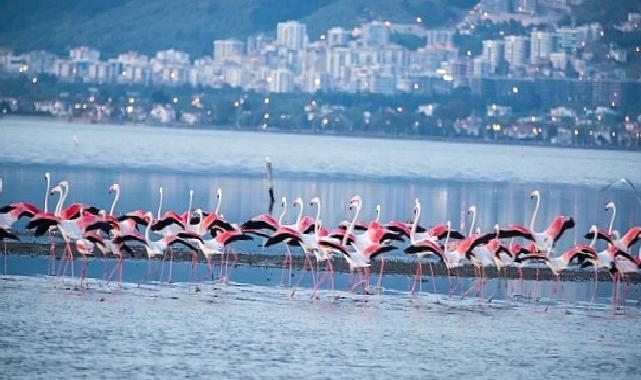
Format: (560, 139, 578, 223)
(2, 118, 641, 378)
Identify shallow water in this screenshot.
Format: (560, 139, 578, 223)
(1, 266, 641, 379)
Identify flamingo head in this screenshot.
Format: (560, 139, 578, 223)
(50, 184, 63, 196)
(375, 204, 381, 215)
(530, 190, 540, 199)
(280, 196, 287, 208)
(310, 196, 320, 207)
(44, 172, 50, 182)
(467, 205, 476, 214)
(189, 189, 194, 198)
(293, 197, 303, 207)
(494, 224, 500, 233)
(159, 186, 163, 195)
(349, 195, 362, 210)
(446, 220, 451, 229)
(605, 201, 615, 211)
(58, 180, 69, 189)
(216, 188, 222, 199)
(109, 183, 120, 193)
(589, 224, 598, 234)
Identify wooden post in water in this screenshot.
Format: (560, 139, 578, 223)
(265, 157, 275, 214)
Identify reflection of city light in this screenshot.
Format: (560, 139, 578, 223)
(512, 86, 519, 94)
(126, 105, 133, 113)
(264, 97, 270, 104)
(416, 16, 422, 23)
(32, 77, 38, 84)
(384, 21, 391, 27)
(264, 112, 270, 119)
(172, 97, 178, 103)
(396, 106, 403, 113)
(574, 129, 579, 136)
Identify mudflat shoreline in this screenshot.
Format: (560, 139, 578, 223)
(6, 242, 639, 283)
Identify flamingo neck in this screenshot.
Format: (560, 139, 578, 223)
(590, 229, 598, 247)
(530, 194, 540, 231)
(109, 187, 120, 216)
(278, 204, 287, 225)
(343, 202, 361, 245)
(410, 203, 421, 244)
(444, 225, 451, 251)
(468, 209, 476, 237)
(215, 193, 222, 215)
(145, 217, 151, 242)
(44, 175, 50, 213)
(57, 184, 68, 216)
(295, 202, 303, 227)
(375, 206, 381, 223)
(314, 201, 321, 236)
(187, 192, 193, 222)
(53, 192, 63, 217)
(608, 205, 616, 234)
(157, 189, 163, 219)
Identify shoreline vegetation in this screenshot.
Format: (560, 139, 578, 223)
(7, 242, 639, 283)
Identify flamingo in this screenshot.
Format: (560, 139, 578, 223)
(27, 183, 116, 284)
(404, 198, 446, 296)
(339, 196, 398, 293)
(498, 191, 573, 255)
(116, 212, 200, 283)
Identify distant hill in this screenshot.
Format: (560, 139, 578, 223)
(0, 0, 475, 58)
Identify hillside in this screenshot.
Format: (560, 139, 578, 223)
(0, 0, 475, 58)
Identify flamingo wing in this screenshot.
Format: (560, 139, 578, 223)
(265, 231, 302, 248)
(151, 217, 184, 231)
(498, 225, 534, 240)
(552, 217, 575, 244)
(241, 215, 279, 231)
(112, 233, 147, 245)
(0, 228, 19, 241)
(583, 228, 613, 244)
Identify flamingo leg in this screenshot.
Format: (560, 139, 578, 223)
(427, 259, 440, 303)
(168, 247, 174, 284)
(49, 231, 56, 276)
(206, 256, 213, 282)
(80, 254, 87, 287)
(410, 260, 420, 295)
(376, 254, 385, 294)
(291, 252, 308, 298)
(160, 249, 166, 283)
(118, 257, 123, 287)
(65, 242, 75, 287)
(3, 241, 7, 276)
(590, 264, 598, 309)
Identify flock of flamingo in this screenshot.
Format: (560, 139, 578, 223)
(1, 172, 640, 304)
